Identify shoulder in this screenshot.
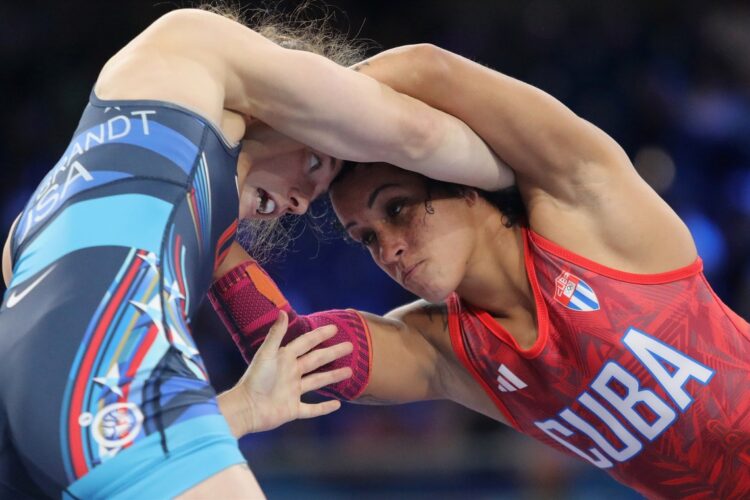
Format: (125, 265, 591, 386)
(385, 299, 452, 347)
(387, 299, 450, 328)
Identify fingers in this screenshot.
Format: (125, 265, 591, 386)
(298, 341, 353, 374)
(301, 367, 352, 394)
(256, 311, 288, 355)
(286, 323, 338, 358)
(298, 400, 342, 420)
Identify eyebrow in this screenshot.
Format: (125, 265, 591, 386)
(343, 182, 400, 231)
(368, 183, 399, 208)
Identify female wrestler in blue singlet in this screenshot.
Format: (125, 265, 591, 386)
(0, 8, 512, 499)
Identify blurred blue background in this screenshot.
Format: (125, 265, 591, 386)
(2, 0, 749, 498)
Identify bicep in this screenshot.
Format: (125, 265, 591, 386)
(148, 10, 425, 163)
(135, 10, 511, 189)
(444, 58, 631, 197)
(355, 311, 445, 405)
(235, 50, 512, 188)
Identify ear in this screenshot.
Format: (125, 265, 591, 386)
(462, 187, 480, 206)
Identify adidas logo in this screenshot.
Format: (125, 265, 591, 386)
(496, 364, 528, 392)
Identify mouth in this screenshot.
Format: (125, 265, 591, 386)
(401, 260, 424, 284)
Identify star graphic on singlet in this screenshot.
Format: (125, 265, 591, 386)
(167, 280, 185, 303)
(169, 324, 200, 361)
(136, 251, 160, 272)
(93, 363, 131, 398)
(130, 295, 165, 336)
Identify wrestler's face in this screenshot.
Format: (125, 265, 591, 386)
(331, 163, 477, 303)
(237, 125, 342, 220)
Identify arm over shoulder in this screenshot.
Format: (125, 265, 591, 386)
(99, 9, 511, 189)
(357, 44, 697, 270)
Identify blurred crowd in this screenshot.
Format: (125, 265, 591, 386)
(2, 0, 749, 497)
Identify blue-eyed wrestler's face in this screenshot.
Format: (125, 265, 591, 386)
(238, 125, 342, 220)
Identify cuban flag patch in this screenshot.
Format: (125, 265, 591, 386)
(554, 271, 599, 312)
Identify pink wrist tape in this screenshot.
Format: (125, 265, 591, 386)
(208, 260, 371, 401)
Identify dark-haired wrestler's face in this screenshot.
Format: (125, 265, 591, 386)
(238, 125, 342, 220)
(331, 163, 478, 303)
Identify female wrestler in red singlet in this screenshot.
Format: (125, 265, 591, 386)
(211, 45, 750, 498)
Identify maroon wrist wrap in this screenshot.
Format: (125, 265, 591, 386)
(208, 261, 371, 401)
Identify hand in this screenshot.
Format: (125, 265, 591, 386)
(220, 311, 353, 436)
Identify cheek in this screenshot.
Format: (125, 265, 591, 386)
(238, 189, 257, 220)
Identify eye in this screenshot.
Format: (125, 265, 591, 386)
(386, 199, 404, 218)
(308, 153, 322, 173)
(360, 231, 377, 247)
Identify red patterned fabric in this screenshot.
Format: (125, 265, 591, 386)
(209, 261, 372, 401)
(448, 228, 750, 499)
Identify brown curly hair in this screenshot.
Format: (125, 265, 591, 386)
(330, 161, 527, 234)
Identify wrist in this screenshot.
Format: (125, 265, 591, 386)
(217, 387, 254, 438)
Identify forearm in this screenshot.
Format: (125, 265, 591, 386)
(209, 260, 371, 401)
(356, 44, 628, 186)
(405, 107, 515, 191)
(209, 256, 446, 407)
(246, 51, 513, 190)
(151, 11, 511, 190)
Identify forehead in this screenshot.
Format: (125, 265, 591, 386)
(332, 164, 420, 199)
(330, 164, 425, 221)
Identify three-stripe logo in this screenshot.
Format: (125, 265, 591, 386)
(497, 364, 528, 393)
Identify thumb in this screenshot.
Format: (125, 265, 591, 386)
(257, 311, 288, 356)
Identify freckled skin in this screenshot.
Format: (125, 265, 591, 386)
(330, 163, 481, 303)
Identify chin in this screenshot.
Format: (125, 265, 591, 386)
(410, 283, 454, 304)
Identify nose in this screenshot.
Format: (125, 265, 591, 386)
(287, 189, 310, 215)
(378, 232, 406, 266)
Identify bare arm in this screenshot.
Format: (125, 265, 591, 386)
(355, 44, 696, 271)
(353, 44, 629, 198)
(353, 308, 446, 405)
(214, 243, 447, 405)
(2, 215, 20, 286)
(211, 252, 504, 419)
(355, 302, 507, 423)
(96, 9, 513, 190)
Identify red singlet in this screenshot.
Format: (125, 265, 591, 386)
(447, 228, 750, 499)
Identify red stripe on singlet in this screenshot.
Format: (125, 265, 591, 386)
(214, 220, 238, 271)
(68, 254, 142, 478)
(120, 323, 160, 402)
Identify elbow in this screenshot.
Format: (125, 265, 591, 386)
(150, 8, 227, 36)
(397, 108, 444, 166)
(152, 8, 200, 28)
(397, 44, 452, 93)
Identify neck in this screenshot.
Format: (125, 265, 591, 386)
(455, 210, 533, 318)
